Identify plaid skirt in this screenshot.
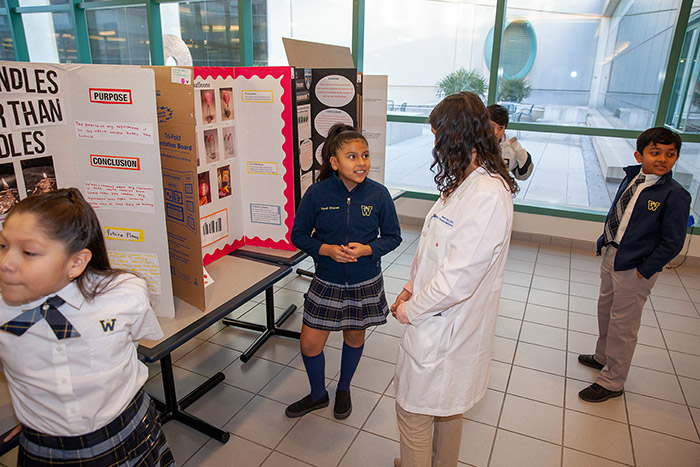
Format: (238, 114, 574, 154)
(17, 389, 174, 467)
(304, 273, 389, 331)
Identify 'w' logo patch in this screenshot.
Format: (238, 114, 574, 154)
(100, 319, 116, 332)
(648, 200, 660, 211)
(361, 205, 373, 216)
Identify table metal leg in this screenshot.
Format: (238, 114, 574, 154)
(222, 286, 301, 362)
(151, 354, 230, 443)
(296, 268, 314, 278)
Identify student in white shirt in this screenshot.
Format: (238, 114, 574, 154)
(487, 104, 534, 180)
(0, 188, 173, 466)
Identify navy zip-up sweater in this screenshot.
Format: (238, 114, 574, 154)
(596, 165, 691, 279)
(291, 172, 402, 284)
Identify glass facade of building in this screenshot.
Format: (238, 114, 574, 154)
(2, 0, 699, 224)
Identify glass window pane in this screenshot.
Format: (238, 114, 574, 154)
(18, 0, 69, 6)
(365, 0, 495, 115)
(384, 126, 700, 217)
(87, 7, 150, 65)
(499, 0, 680, 130)
(161, 0, 267, 67)
(666, 4, 700, 133)
(0, 15, 15, 60)
(266, 0, 352, 66)
(677, 141, 700, 216)
(23, 12, 77, 63)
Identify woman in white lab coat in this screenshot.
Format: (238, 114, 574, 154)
(391, 92, 517, 467)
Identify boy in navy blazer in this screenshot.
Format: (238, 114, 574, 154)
(578, 127, 691, 402)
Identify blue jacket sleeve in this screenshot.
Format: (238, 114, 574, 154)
(638, 187, 691, 279)
(367, 189, 402, 261)
(290, 189, 324, 261)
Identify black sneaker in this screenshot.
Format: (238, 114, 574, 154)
(334, 389, 352, 419)
(578, 383, 623, 403)
(578, 354, 604, 370)
(285, 392, 329, 418)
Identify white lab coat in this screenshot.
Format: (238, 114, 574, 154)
(394, 167, 513, 416)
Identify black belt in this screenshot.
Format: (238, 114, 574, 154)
(606, 242, 619, 248)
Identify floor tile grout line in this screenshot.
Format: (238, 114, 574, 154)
(487, 243, 536, 466)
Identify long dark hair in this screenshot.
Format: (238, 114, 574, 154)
(318, 123, 368, 181)
(5, 188, 126, 300)
(429, 92, 518, 197)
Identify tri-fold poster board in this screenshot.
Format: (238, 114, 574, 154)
(0, 59, 386, 317)
(149, 65, 296, 310)
(0, 62, 175, 317)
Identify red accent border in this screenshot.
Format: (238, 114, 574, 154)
(90, 154, 140, 171)
(193, 67, 235, 81)
(201, 66, 296, 266)
(89, 88, 132, 104)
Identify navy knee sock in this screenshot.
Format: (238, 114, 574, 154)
(302, 351, 327, 401)
(338, 342, 364, 392)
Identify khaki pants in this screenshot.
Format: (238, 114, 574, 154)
(395, 402, 463, 467)
(594, 246, 658, 391)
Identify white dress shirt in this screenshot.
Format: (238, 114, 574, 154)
(615, 172, 660, 244)
(0, 273, 163, 436)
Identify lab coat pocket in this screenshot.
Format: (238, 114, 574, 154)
(425, 220, 450, 265)
(400, 315, 451, 367)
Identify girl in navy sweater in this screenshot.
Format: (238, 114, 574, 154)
(287, 124, 402, 420)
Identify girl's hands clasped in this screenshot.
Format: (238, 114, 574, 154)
(320, 243, 372, 263)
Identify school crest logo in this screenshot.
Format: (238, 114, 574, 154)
(648, 200, 660, 211)
(361, 205, 373, 216)
(100, 319, 116, 332)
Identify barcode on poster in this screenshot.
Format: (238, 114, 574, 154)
(201, 209, 228, 247)
(202, 218, 222, 236)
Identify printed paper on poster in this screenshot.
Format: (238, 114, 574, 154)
(247, 161, 278, 175)
(241, 90, 274, 103)
(250, 203, 281, 225)
(107, 251, 162, 295)
(314, 75, 355, 107)
(200, 208, 229, 247)
(74, 121, 154, 145)
(84, 181, 155, 213)
(104, 226, 145, 242)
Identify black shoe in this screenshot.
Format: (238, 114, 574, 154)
(285, 392, 329, 418)
(578, 383, 623, 403)
(334, 389, 352, 419)
(578, 354, 604, 370)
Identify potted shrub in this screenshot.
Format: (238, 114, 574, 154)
(498, 76, 531, 103)
(436, 68, 487, 98)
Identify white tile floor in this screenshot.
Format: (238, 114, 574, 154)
(2, 225, 700, 466)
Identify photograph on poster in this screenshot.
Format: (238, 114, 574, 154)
(220, 88, 233, 120)
(203, 129, 219, 162)
(315, 141, 324, 166)
(217, 165, 231, 199)
(223, 126, 235, 158)
(198, 171, 211, 206)
(0, 163, 19, 215)
(200, 89, 216, 124)
(300, 139, 313, 171)
(297, 104, 311, 141)
(21, 156, 57, 196)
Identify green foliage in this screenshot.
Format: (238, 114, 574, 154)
(436, 68, 487, 98)
(498, 76, 532, 103)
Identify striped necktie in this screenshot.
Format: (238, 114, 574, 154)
(0, 295, 80, 339)
(603, 173, 646, 245)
